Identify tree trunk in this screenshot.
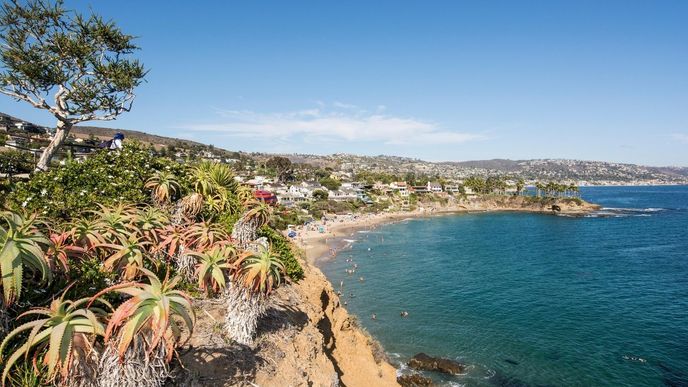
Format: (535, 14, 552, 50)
(223, 283, 269, 345)
(36, 120, 72, 171)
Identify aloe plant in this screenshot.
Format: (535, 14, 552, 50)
(47, 232, 86, 273)
(131, 207, 168, 245)
(69, 218, 105, 249)
(231, 201, 273, 248)
(93, 204, 135, 244)
(0, 292, 110, 387)
(0, 211, 51, 305)
(184, 220, 229, 250)
(144, 171, 180, 205)
(224, 245, 284, 345)
(99, 236, 151, 280)
(92, 269, 195, 387)
(190, 244, 237, 293)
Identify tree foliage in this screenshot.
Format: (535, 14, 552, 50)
(0, 150, 33, 177)
(318, 176, 341, 191)
(0, 0, 146, 169)
(4, 144, 187, 219)
(265, 156, 293, 182)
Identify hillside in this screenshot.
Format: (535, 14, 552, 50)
(3, 111, 687, 185)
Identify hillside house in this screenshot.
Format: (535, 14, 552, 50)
(390, 181, 410, 197)
(330, 187, 358, 201)
(427, 182, 443, 192)
(444, 184, 460, 193)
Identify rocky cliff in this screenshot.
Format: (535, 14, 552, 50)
(176, 258, 399, 386)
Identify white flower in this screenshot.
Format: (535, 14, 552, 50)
(40, 189, 47, 196)
(21, 201, 27, 208)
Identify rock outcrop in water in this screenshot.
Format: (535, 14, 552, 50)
(408, 353, 465, 375)
(397, 373, 435, 386)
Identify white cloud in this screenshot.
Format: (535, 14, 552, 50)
(180, 103, 485, 146)
(672, 133, 688, 144)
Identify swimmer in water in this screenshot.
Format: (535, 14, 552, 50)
(371, 314, 376, 320)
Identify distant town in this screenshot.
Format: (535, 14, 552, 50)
(2, 112, 688, 210)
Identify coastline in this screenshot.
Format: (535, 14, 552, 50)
(294, 197, 600, 266)
(175, 198, 600, 386)
(277, 198, 600, 385)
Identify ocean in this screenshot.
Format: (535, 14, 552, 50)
(319, 186, 688, 386)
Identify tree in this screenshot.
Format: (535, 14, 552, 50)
(516, 178, 525, 196)
(0, 0, 146, 171)
(319, 176, 341, 191)
(265, 156, 293, 182)
(312, 189, 328, 201)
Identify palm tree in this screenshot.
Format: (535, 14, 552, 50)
(516, 178, 525, 196)
(224, 245, 284, 345)
(92, 269, 195, 387)
(569, 183, 580, 198)
(144, 171, 180, 205)
(231, 201, 273, 248)
(0, 292, 110, 387)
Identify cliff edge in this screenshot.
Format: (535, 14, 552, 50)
(176, 257, 399, 386)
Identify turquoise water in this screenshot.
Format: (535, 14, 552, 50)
(319, 186, 688, 386)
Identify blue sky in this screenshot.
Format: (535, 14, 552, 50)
(1, 0, 687, 166)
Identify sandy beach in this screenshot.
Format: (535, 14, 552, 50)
(290, 196, 601, 265)
(291, 207, 464, 265)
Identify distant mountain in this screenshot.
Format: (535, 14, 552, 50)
(3, 112, 687, 184)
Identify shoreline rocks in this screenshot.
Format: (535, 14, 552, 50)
(408, 352, 465, 375)
(398, 373, 434, 386)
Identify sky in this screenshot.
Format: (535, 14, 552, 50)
(1, 0, 687, 166)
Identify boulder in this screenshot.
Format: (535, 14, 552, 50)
(397, 373, 434, 386)
(408, 353, 465, 375)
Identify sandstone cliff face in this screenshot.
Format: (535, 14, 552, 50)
(177, 259, 399, 387)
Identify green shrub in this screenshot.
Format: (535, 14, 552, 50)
(259, 226, 304, 281)
(4, 144, 188, 219)
(270, 207, 303, 230)
(0, 150, 34, 177)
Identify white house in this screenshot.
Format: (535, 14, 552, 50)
(390, 181, 410, 197)
(427, 182, 443, 192)
(329, 187, 358, 201)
